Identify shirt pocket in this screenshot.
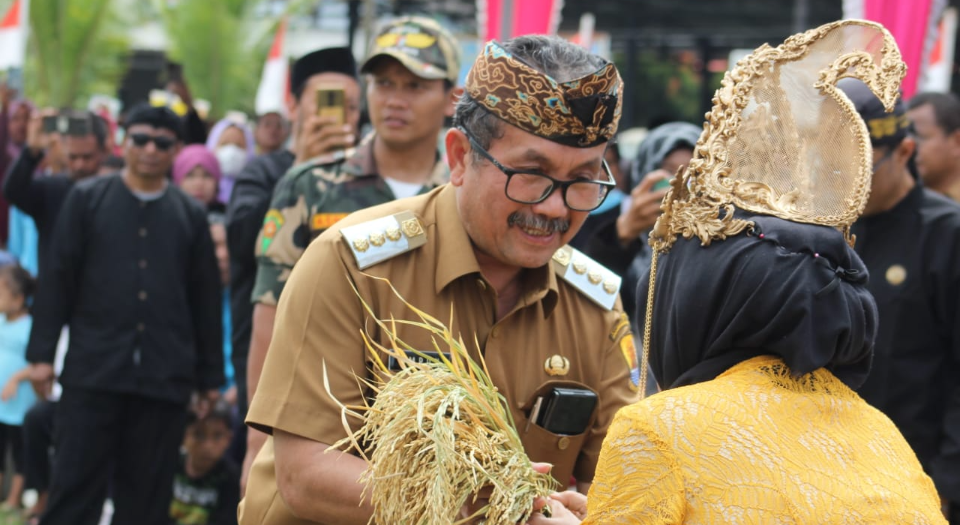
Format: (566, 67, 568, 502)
(517, 380, 599, 487)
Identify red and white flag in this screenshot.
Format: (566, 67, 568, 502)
(255, 16, 289, 117)
(843, 0, 947, 97)
(0, 0, 28, 70)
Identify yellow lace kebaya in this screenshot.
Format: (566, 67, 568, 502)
(584, 356, 946, 524)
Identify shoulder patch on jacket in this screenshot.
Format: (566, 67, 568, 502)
(552, 245, 621, 311)
(340, 210, 427, 270)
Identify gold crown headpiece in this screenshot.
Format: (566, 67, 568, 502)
(637, 20, 906, 397)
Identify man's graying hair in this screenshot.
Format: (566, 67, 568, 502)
(455, 35, 608, 159)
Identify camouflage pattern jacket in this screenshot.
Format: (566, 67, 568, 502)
(252, 136, 449, 305)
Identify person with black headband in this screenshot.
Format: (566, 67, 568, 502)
(27, 104, 224, 525)
(841, 78, 960, 523)
(532, 20, 946, 524)
(239, 35, 637, 524)
(225, 46, 359, 471)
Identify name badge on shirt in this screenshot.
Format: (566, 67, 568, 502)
(387, 350, 452, 371)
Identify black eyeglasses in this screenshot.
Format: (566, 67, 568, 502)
(129, 133, 176, 151)
(461, 129, 615, 212)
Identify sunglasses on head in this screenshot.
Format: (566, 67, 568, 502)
(129, 133, 176, 151)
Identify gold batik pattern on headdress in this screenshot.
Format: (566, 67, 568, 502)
(638, 20, 906, 398)
(465, 41, 622, 148)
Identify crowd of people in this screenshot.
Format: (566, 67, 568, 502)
(0, 13, 955, 525)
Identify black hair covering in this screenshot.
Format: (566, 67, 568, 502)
(290, 47, 358, 100)
(637, 214, 877, 390)
(124, 103, 183, 140)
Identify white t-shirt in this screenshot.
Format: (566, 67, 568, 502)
(384, 177, 424, 200)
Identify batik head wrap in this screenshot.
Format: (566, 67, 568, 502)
(465, 40, 622, 148)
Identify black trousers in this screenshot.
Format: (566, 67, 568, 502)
(40, 388, 187, 525)
(0, 422, 24, 474)
(23, 400, 55, 491)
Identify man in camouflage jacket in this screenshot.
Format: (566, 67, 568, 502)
(240, 16, 460, 486)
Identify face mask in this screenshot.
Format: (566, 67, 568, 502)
(215, 144, 247, 175)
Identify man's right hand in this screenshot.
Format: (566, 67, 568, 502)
(294, 115, 355, 164)
(28, 363, 55, 399)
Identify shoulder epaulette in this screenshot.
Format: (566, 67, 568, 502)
(340, 210, 427, 270)
(551, 245, 622, 311)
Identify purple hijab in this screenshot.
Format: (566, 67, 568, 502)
(205, 119, 255, 203)
(173, 145, 222, 187)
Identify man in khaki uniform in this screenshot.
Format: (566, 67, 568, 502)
(241, 17, 459, 486)
(240, 35, 638, 524)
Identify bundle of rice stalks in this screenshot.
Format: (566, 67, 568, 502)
(326, 277, 557, 524)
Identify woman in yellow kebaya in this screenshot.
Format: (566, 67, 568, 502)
(529, 19, 947, 525)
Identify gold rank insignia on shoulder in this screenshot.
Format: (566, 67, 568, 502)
(340, 210, 427, 270)
(552, 245, 621, 311)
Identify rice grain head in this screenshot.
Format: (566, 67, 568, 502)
(326, 275, 558, 524)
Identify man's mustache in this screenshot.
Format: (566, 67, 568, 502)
(507, 212, 570, 234)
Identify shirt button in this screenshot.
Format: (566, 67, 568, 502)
(558, 436, 570, 450)
(476, 279, 487, 291)
(138, 291, 147, 301)
(139, 228, 148, 238)
(139, 259, 147, 269)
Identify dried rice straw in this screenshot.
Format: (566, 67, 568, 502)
(324, 276, 557, 524)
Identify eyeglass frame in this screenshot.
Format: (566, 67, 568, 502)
(459, 128, 616, 212)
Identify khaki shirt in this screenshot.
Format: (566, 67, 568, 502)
(240, 184, 638, 524)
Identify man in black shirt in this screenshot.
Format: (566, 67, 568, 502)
(2, 110, 108, 277)
(225, 47, 358, 443)
(28, 104, 224, 525)
(3, 110, 109, 522)
(842, 80, 960, 523)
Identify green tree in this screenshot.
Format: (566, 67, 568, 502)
(24, 0, 131, 108)
(154, 0, 310, 120)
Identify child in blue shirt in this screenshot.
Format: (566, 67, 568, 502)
(0, 264, 38, 515)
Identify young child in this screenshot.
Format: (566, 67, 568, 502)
(0, 264, 38, 516)
(169, 402, 239, 525)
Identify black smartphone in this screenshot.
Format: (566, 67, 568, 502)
(166, 61, 184, 84)
(534, 387, 598, 435)
(42, 114, 68, 134)
(67, 115, 90, 136)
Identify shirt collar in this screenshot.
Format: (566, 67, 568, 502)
(430, 185, 560, 316)
(346, 132, 449, 187)
(345, 133, 378, 177)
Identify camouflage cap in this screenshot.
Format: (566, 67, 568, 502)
(361, 16, 460, 84)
